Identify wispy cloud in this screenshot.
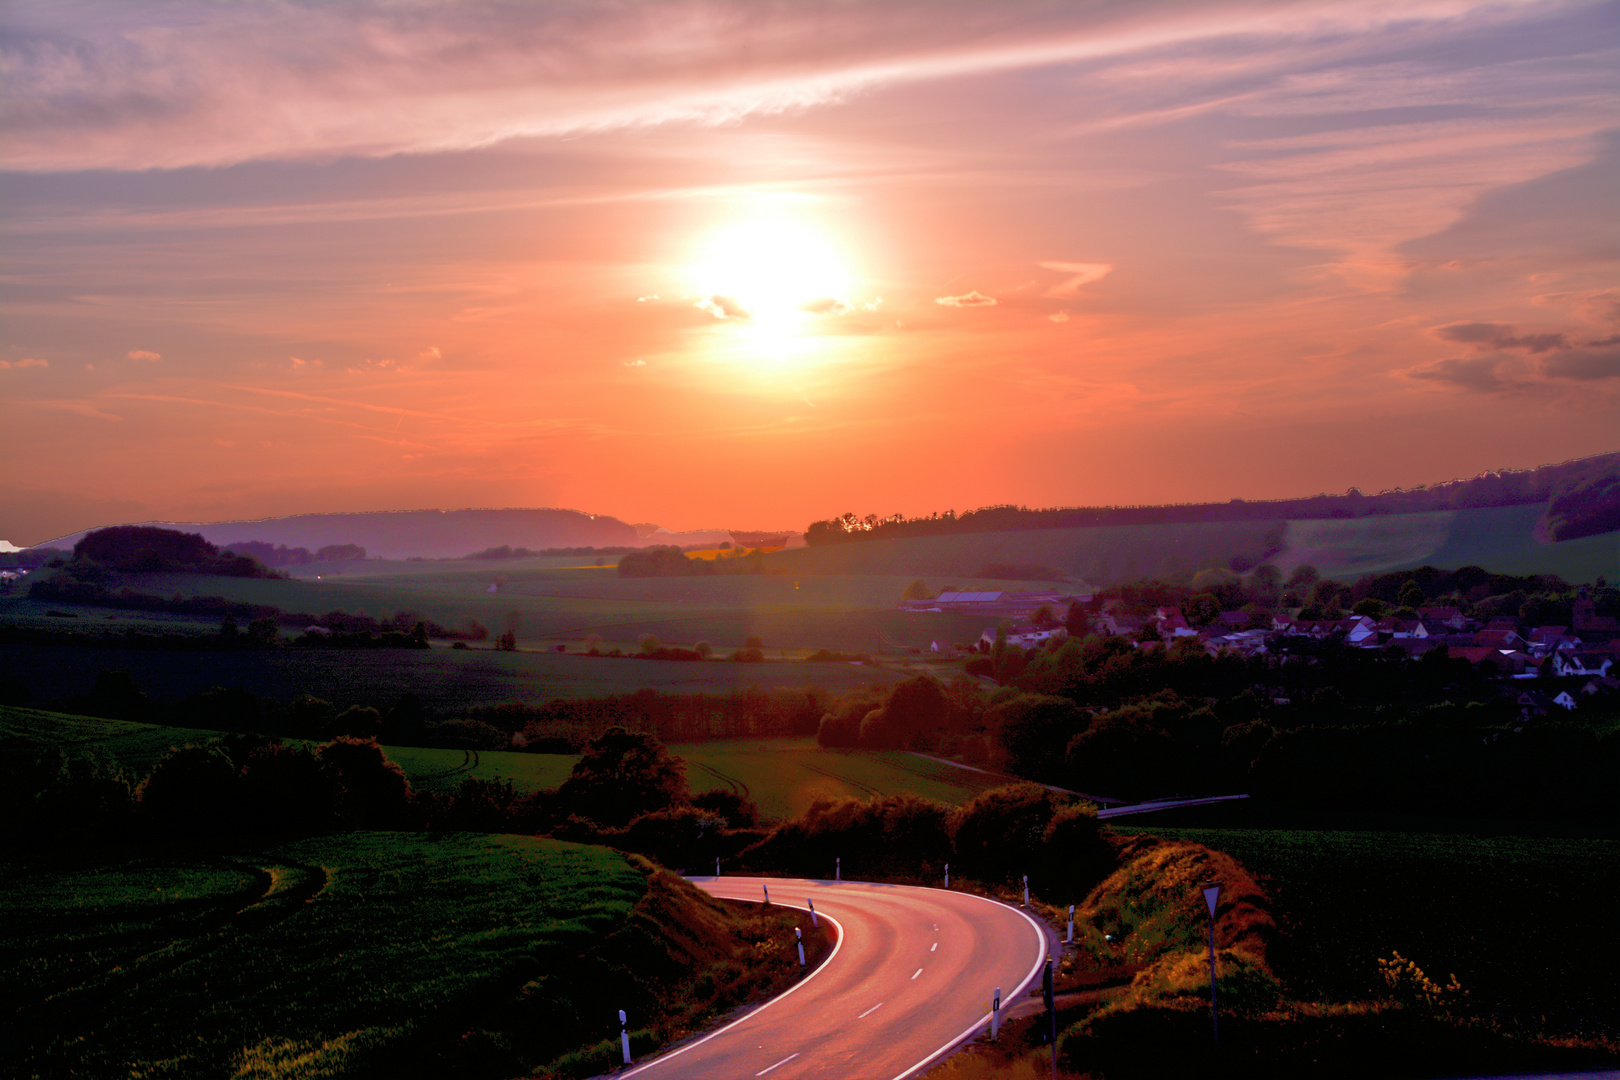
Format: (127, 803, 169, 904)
(1039, 262, 1112, 297)
(935, 291, 997, 308)
(0, 357, 49, 369)
(1, 0, 1559, 172)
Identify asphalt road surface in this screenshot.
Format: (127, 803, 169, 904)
(622, 876, 1048, 1080)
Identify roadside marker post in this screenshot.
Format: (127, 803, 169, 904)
(807, 898, 818, 927)
(1067, 905, 1075, 944)
(1202, 881, 1221, 1048)
(1043, 958, 1057, 1078)
(715, 857, 720, 877)
(796, 927, 806, 967)
(619, 1009, 631, 1066)
(990, 987, 1001, 1040)
(763, 884, 771, 906)
(944, 862, 950, 889)
(1023, 875, 1030, 907)
(835, 857, 841, 881)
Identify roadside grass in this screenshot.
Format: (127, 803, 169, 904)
(1111, 826, 1620, 1040)
(4, 833, 829, 1080)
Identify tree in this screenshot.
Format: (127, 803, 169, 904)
(138, 746, 239, 835)
(902, 579, 934, 601)
(859, 675, 949, 750)
(987, 693, 1089, 781)
(1185, 593, 1221, 627)
(1063, 599, 1090, 638)
(317, 737, 409, 829)
(556, 726, 690, 827)
(1398, 580, 1427, 609)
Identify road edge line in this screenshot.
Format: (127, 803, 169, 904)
(887, 891, 1049, 1080)
(618, 887, 845, 1078)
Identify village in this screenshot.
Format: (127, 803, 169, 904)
(904, 588, 1620, 719)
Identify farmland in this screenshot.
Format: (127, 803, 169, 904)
(0, 638, 906, 717)
(4, 832, 648, 1078)
(1116, 825, 1620, 1040)
(398, 736, 1016, 819)
(1, 708, 1014, 822)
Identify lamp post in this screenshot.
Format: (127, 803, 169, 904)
(1201, 881, 1221, 1047)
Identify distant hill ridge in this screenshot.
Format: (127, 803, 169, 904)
(39, 507, 643, 561)
(806, 451, 1620, 546)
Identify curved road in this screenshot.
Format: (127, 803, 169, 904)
(623, 876, 1048, 1080)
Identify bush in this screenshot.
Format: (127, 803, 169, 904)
(744, 793, 954, 881)
(239, 741, 339, 835)
(317, 737, 410, 829)
(0, 748, 136, 848)
(949, 783, 1067, 886)
(138, 745, 240, 835)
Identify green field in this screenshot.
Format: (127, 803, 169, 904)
(1, 709, 1016, 821)
(393, 736, 1016, 819)
(1116, 826, 1620, 1039)
(4, 832, 648, 1078)
(0, 637, 907, 717)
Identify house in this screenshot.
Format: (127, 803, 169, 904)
(978, 624, 1068, 652)
(1526, 626, 1575, 656)
(1418, 606, 1469, 630)
(1572, 599, 1620, 639)
(1553, 651, 1614, 678)
(1476, 628, 1526, 650)
(1155, 606, 1193, 636)
(1342, 615, 1378, 645)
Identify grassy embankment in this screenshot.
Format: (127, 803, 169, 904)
(4, 833, 829, 1080)
(928, 831, 1619, 1079)
(0, 707, 1010, 821)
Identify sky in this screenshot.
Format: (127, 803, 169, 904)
(3, 0, 1618, 545)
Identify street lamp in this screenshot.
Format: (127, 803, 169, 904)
(1201, 881, 1220, 1047)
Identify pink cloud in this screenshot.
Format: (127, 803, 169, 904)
(935, 291, 997, 308)
(0, 357, 48, 369)
(126, 349, 161, 361)
(1039, 262, 1112, 297)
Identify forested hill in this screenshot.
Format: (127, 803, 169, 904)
(806, 451, 1620, 546)
(39, 507, 642, 561)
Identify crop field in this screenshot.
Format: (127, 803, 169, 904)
(1116, 826, 1620, 1039)
(1, 704, 223, 776)
(0, 639, 906, 716)
(4, 832, 647, 1079)
(394, 737, 1015, 819)
(3, 708, 1015, 821)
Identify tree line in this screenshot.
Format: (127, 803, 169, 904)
(804, 452, 1619, 544)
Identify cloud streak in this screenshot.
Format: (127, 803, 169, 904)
(935, 291, 997, 308)
(1, 0, 1562, 172)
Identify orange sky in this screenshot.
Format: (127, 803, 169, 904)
(3, 0, 1618, 545)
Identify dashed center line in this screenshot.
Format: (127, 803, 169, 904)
(911, 967, 924, 980)
(756, 1052, 800, 1076)
(930, 942, 938, 952)
(858, 1001, 884, 1019)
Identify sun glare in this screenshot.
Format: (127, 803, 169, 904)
(691, 220, 851, 347)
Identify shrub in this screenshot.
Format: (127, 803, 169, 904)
(949, 783, 1067, 886)
(744, 793, 954, 881)
(138, 745, 240, 835)
(239, 741, 339, 835)
(556, 726, 690, 828)
(317, 737, 410, 829)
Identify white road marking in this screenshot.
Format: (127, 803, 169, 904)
(858, 1002, 884, 1019)
(911, 967, 923, 980)
(756, 1052, 800, 1076)
(930, 942, 938, 952)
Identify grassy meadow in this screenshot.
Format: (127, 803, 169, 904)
(4, 832, 649, 1078)
(0, 637, 908, 716)
(2, 707, 1013, 822)
(1114, 825, 1620, 1040)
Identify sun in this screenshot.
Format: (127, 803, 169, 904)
(690, 219, 851, 338)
